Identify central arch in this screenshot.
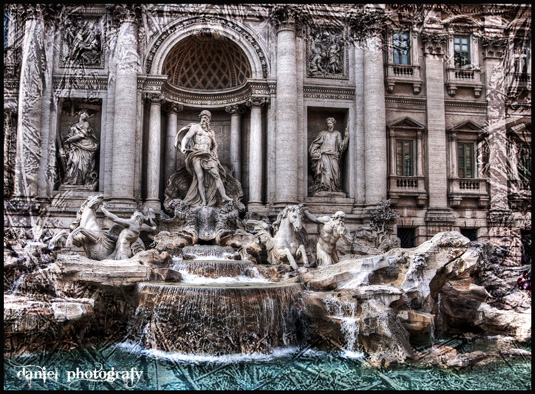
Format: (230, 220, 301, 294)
(147, 16, 269, 80)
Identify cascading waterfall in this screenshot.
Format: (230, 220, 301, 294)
(322, 295, 361, 355)
(128, 282, 303, 355)
(127, 245, 304, 355)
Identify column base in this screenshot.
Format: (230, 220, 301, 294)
(105, 198, 138, 213)
(247, 202, 269, 213)
(143, 199, 162, 212)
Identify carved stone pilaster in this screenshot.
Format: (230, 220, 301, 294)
(481, 35, 508, 59)
(421, 32, 448, 56)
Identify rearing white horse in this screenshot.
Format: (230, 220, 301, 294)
(271, 204, 309, 270)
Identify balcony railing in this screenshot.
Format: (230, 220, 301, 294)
(388, 176, 427, 206)
(448, 178, 489, 207)
(386, 64, 422, 94)
(507, 72, 532, 95)
(446, 67, 483, 97)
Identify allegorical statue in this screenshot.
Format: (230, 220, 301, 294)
(61, 110, 99, 186)
(305, 210, 353, 267)
(173, 110, 242, 208)
(309, 117, 349, 194)
(101, 206, 156, 260)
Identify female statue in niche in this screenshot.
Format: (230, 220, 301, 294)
(309, 117, 349, 194)
(61, 110, 99, 186)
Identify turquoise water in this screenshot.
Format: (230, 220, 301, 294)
(4, 343, 531, 391)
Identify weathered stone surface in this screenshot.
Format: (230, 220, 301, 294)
(56, 249, 171, 288)
(359, 299, 415, 366)
(4, 294, 93, 332)
(475, 303, 531, 342)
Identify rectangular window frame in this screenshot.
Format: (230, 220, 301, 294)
(458, 141, 476, 178)
(393, 31, 411, 65)
(396, 139, 414, 176)
(454, 35, 471, 69)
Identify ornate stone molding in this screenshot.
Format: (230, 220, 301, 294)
(162, 84, 252, 107)
(52, 75, 108, 91)
(303, 86, 355, 101)
(481, 35, 509, 59)
(445, 100, 488, 109)
(421, 32, 448, 56)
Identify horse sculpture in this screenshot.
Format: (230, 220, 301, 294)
(65, 194, 117, 260)
(248, 204, 310, 270)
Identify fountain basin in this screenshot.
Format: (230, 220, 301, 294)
(129, 281, 304, 355)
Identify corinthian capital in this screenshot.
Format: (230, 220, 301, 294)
(109, 4, 141, 25)
(481, 35, 508, 59)
(269, 5, 301, 32)
(245, 97, 267, 108)
(143, 92, 164, 104)
(421, 32, 448, 56)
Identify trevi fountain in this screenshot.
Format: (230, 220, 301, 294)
(3, 3, 531, 391)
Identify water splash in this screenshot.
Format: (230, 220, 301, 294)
(182, 245, 236, 259)
(323, 294, 361, 356)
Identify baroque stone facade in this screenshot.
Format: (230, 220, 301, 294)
(3, 4, 531, 263)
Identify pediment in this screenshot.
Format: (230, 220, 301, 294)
(387, 117, 426, 131)
(448, 120, 484, 133)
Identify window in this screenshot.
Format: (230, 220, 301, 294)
(396, 140, 414, 176)
(454, 36, 471, 69)
(460, 228, 478, 241)
(393, 31, 410, 65)
(458, 142, 475, 178)
(518, 144, 532, 182)
(398, 228, 415, 248)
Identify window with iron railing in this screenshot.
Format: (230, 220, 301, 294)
(458, 142, 475, 178)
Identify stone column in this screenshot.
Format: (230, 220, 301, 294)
(247, 98, 265, 207)
(110, 5, 139, 206)
(164, 103, 182, 184)
(482, 35, 509, 212)
(144, 93, 164, 210)
(274, 15, 298, 206)
(363, 34, 387, 206)
(354, 46, 366, 207)
(422, 31, 454, 232)
(13, 5, 46, 199)
(225, 105, 242, 182)
(38, 18, 57, 199)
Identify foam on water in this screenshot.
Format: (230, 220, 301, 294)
(178, 268, 270, 284)
(116, 342, 300, 364)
